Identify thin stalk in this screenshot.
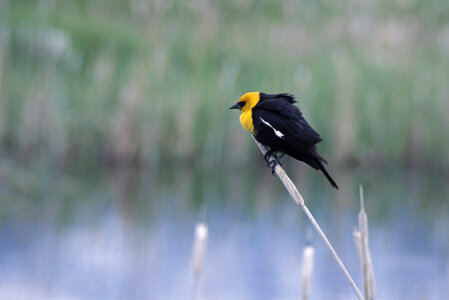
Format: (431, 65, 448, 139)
(300, 231, 315, 300)
(251, 135, 364, 300)
(190, 222, 208, 300)
(353, 185, 375, 300)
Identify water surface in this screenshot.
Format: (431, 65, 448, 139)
(0, 164, 448, 300)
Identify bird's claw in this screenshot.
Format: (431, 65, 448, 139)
(267, 157, 282, 176)
(263, 150, 274, 165)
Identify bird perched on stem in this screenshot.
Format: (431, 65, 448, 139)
(230, 92, 338, 189)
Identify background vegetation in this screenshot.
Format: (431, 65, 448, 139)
(1, 0, 448, 176)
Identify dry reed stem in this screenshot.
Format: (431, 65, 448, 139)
(446, 259, 449, 298)
(252, 135, 364, 300)
(353, 185, 375, 300)
(190, 222, 208, 300)
(300, 231, 315, 300)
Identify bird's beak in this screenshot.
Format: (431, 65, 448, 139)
(229, 102, 240, 110)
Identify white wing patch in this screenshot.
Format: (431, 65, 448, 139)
(260, 117, 284, 138)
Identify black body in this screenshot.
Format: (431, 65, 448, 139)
(252, 93, 338, 189)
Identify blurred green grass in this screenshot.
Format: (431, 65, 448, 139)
(1, 0, 448, 175)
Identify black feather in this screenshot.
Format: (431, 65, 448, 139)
(260, 92, 296, 104)
(252, 93, 338, 189)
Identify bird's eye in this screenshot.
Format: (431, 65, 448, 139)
(239, 102, 246, 108)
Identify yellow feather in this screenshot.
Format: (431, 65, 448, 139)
(239, 110, 254, 133)
(238, 92, 260, 134)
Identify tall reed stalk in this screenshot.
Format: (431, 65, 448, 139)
(300, 231, 315, 300)
(353, 185, 375, 300)
(446, 259, 449, 298)
(190, 222, 208, 300)
(252, 136, 364, 300)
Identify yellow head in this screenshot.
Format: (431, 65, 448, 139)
(229, 92, 260, 134)
(229, 92, 260, 112)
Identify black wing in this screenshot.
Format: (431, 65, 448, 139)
(253, 94, 338, 189)
(259, 92, 296, 104)
(253, 99, 322, 148)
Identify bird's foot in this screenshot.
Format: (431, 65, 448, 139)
(263, 150, 274, 165)
(267, 154, 284, 176)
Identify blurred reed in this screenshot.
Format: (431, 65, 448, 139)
(353, 185, 375, 300)
(300, 230, 315, 300)
(446, 257, 449, 300)
(190, 221, 208, 300)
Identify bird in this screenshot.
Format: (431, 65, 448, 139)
(229, 92, 338, 189)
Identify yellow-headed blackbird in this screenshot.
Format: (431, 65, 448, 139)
(230, 92, 338, 189)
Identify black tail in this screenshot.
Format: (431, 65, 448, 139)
(316, 159, 339, 190)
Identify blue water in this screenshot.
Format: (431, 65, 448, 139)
(0, 166, 448, 299)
